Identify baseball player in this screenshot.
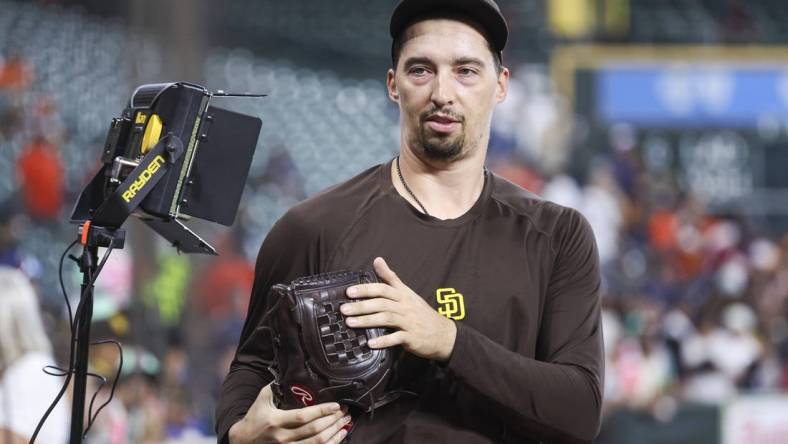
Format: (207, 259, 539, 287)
(217, 1, 604, 442)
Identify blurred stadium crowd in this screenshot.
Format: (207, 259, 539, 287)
(1, 0, 787, 443)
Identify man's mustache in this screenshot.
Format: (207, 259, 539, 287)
(419, 106, 464, 123)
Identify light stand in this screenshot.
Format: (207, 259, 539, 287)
(69, 226, 124, 444)
(57, 82, 263, 444)
(68, 131, 184, 444)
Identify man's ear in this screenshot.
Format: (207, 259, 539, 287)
(495, 67, 510, 103)
(387, 69, 399, 103)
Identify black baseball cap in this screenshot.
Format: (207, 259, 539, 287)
(389, 0, 508, 55)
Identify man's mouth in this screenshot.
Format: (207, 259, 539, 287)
(424, 114, 461, 134)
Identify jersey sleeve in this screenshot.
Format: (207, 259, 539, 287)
(214, 210, 320, 443)
(445, 207, 604, 443)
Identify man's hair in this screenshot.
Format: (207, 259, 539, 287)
(390, 12, 504, 74)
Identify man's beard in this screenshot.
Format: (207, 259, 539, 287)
(417, 128, 464, 161)
(412, 107, 467, 161)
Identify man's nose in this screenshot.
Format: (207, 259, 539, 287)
(430, 71, 455, 107)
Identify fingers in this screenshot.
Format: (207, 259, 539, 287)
(340, 298, 394, 316)
(323, 423, 351, 444)
(373, 257, 404, 288)
(341, 298, 400, 329)
(286, 410, 350, 442)
(347, 257, 408, 301)
(276, 402, 342, 428)
(244, 385, 350, 443)
(345, 311, 401, 329)
(366, 330, 405, 349)
(293, 413, 352, 444)
(347, 257, 407, 300)
(346, 283, 399, 301)
(325, 427, 350, 444)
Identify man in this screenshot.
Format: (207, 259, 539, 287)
(216, 1, 603, 443)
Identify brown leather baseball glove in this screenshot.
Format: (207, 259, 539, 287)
(265, 270, 401, 418)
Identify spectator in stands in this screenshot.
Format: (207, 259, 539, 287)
(0, 55, 32, 92)
(0, 266, 68, 443)
(0, 203, 24, 269)
(16, 135, 64, 221)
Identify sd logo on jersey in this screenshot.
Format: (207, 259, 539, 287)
(436, 288, 465, 320)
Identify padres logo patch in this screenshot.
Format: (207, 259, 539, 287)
(436, 288, 465, 320)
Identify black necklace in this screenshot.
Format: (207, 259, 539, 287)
(396, 155, 429, 216)
(395, 156, 489, 218)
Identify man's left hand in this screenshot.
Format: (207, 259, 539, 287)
(341, 257, 457, 361)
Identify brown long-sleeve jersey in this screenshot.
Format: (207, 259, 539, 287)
(216, 159, 604, 443)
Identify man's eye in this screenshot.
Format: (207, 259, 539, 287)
(458, 68, 477, 77)
(410, 67, 429, 76)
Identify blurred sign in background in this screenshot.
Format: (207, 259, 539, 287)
(0, 0, 787, 443)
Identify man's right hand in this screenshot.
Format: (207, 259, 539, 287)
(228, 383, 352, 444)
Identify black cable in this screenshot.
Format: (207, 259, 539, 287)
(61, 239, 79, 328)
(29, 238, 80, 444)
(30, 241, 116, 444)
(42, 366, 107, 385)
(84, 339, 123, 437)
(42, 342, 123, 440)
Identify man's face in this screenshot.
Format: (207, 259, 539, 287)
(388, 18, 508, 162)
